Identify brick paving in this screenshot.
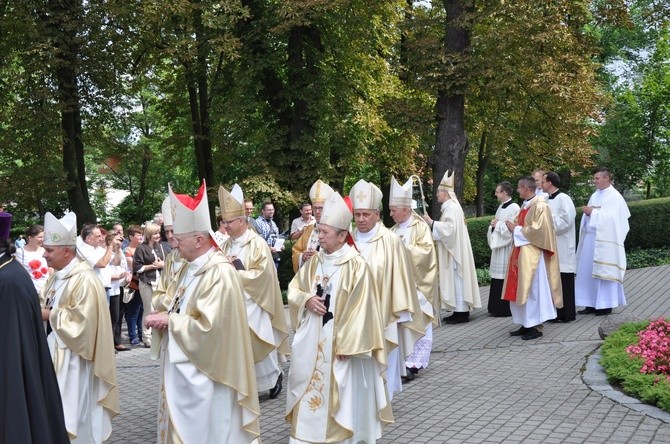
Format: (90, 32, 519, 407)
(109, 265, 670, 443)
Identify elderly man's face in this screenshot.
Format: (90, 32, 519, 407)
(43, 246, 74, 271)
(389, 206, 411, 224)
(354, 209, 378, 233)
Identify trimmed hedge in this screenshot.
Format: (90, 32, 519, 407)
(278, 196, 670, 289)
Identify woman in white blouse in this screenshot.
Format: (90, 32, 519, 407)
(16, 224, 51, 293)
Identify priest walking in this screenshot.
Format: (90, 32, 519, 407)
(146, 181, 260, 443)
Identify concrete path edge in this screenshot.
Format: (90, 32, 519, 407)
(583, 348, 670, 424)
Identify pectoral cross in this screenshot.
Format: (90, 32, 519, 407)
(168, 287, 186, 314)
(316, 283, 333, 326)
(45, 289, 56, 310)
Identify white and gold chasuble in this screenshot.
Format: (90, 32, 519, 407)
(353, 223, 429, 400)
(224, 230, 286, 391)
(286, 244, 393, 443)
(42, 258, 118, 443)
(153, 248, 260, 444)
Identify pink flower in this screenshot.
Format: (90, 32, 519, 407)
(40, 267, 48, 274)
(28, 259, 42, 270)
(627, 318, 670, 377)
(32, 271, 43, 279)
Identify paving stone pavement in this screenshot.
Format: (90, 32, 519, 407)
(109, 265, 670, 443)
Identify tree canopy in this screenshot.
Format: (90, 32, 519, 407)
(1, 0, 668, 230)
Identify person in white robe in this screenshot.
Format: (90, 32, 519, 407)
(422, 171, 481, 324)
(41, 212, 119, 443)
(487, 181, 520, 317)
(389, 176, 438, 378)
(286, 191, 393, 443)
(349, 179, 429, 400)
(146, 181, 260, 444)
(575, 167, 630, 316)
(218, 184, 289, 399)
(541, 171, 577, 322)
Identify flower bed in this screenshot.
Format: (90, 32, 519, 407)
(600, 318, 670, 413)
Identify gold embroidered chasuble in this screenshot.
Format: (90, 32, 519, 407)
(41, 259, 119, 425)
(502, 196, 563, 307)
(286, 246, 393, 441)
(222, 231, 289, 359)
(152, 251, 260, 441)
(391, 213, 439, 325)
(353, 224, 430, 350)
(291, 224, 317, 272)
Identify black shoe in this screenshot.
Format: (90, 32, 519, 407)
(521, 328, 543, 340)
(509, 326, 529, 336)
(548, 317, 560, 323)
(443, 312, 470, 324)
(578, 307, 596, 314)
(402, 369, 415, 382)
(595, 308, 612, 316)
(408, 367, 420, 375)
(269, 373, 283, 399)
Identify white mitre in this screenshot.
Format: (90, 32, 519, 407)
(320, 192, 352, 231)
(309, 179, 334, 204)
(389, 176, 413, 207)
(43, 212, 78, 246)
(349, 179, 383, 211)
(169, 180, 211, 235)
(161, 195, 173, 227)
(438, 170, 458, 202)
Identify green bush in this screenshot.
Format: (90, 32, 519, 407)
(600, 320, 670, 413)
(626, 247, 670, 269)
(625, 197, 670, 250)
(277, 240, 296, 291)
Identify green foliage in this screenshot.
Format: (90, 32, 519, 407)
(626, 248, 670, 269)
(625, 197, 670, 250)
(600, 320, 670, 413)
(277, 240, 296, 291)
(465, 216, 494, 268)
(476, 267, 491, 287)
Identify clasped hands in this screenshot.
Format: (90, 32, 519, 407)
(145, 310, 169, 331)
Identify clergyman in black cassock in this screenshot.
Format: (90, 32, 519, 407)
(0, 212, 69, 444)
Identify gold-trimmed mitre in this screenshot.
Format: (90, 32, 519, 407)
(389, 176, 412, 208)
(169, 180, 211, 235)
(349, 179, 383, 211)
(218, 184, 245, 220)
(43, 212, 77, 246)
(309, 179, 334, 204)
(320, 192, 352, 231)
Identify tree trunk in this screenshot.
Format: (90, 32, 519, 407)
(430, 0, 472, 219)
(48, 0, 96, 224)
(474, 131, 489, 217)
(185, 5, 214, 187)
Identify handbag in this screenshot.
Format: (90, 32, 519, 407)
(128, 273, 140, 291)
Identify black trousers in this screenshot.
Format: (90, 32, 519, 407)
(487, 278, 512, 317)
(556, 272, 576, 321)
(109, 294, 123, 346)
